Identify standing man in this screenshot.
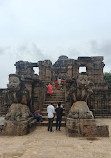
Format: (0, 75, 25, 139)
(47, 103, 55, 132)
(55, 102, 63, 131)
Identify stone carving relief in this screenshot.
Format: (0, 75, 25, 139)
(68, 74, 94, 119)
(7, 74, 30, 105)
(70, 74, 93, 102)
(5, 103, 31, 121)
(7, 75, 20, 90)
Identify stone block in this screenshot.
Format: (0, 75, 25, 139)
(0, 118, 37, 136)
(83, 124, 109, 137)
(66, 118, 109, 137)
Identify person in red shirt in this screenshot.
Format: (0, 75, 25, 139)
(54, 79, 59, 88)
(46, 83, 53, 96)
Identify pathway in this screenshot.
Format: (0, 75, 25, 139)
(0, 119, 111, 158)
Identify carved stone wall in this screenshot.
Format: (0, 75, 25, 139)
(53, 56, 105, 84)
(32, 79, 46, 112)
(38, 60, 52, 82)
(76, 57, 105, 83)
(88, 90, 111, 114)
(65, 80, 111, 116)
(0, 55, 110, 117)
(0, 77, 46, 115)
(0, 89, 9, 115)
(15, 61, 35, 80)
(14, 56, 105, 85)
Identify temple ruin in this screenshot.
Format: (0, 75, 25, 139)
(0, 55, 111, 116)
(0, 55, 110, 135)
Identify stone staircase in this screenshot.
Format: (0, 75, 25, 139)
(38, 87, 66, 127)
(0, 105, 9, 116)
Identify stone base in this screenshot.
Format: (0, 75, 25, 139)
(66, 118, 109, 137)
(0, 117, 37, 136)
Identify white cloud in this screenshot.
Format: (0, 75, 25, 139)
(0, 0, 111, 87)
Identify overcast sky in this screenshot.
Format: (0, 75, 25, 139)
(0, 0, 111, 88)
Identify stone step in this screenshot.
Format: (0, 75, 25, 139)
(45, 96, 65, 99)
(51, 91, 65, 94)
(41, 87, 66, 127)
(44, 102, 65, 106)
(45, 100, 65, 102)
(52, 91, 65, 93)
(41, 112, 66, 116)
(44, 102, 65, 105)
(52, 88, 65, 91)
(41, 111, 66, 116)
(42, 116, 66, 121)
(49, 90, 65, 93)
(42, 107, 65, 111)
(0, 112, 7, 116)
(46, 94, 65, 98)
(95, 115, 111, 118)
(45, 98, 65, 100)
(36, 120, 66, 127)
(44, 101, 65, 103)
(52, 89, 65, 91)
(43, 104, 65, 108)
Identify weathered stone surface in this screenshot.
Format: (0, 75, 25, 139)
(68, 101, 94, 119)
(7, 74, 20, 90)
(0, 55, 111, 121)
(53, 56, 105, 83)
(67, 73, 94, 119)
(0, 118, 37, 136)
(15, 61, 35, 79)
(69, 74, 93, 102)
(38, 60, 52, 81)
(0, 103, 37, 136)
(7, 74, 30, 106)
(83, 124, 109, 137)
(66, 118, 109, 137)
(5, 103, 31, 121)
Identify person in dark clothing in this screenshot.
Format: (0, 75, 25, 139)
(55, 102, 63, 131)
(33, 110, 43, 122)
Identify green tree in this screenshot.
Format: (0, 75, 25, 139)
(104, 72, 111, 89)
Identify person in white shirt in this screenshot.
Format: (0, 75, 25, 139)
(58, 78, 61, 85)
(47, 103, 55, 132)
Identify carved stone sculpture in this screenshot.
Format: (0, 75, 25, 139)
(5, 103, 31, 121)
(70, 74, 93, 102)
(68, 101, 94, 119)
(7, 74, 20, 90)
(68, 73, 94, 119)
(66, 73, 109, 137)
(7, 74, 30, 105)
(0, 74, 36, 136)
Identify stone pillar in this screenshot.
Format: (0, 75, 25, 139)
(67, 59, 74, 79)
(67, 65, 73, 79)
(46, 66, 52, 81)
(38, 60, 52, 82)
(15, 61, 35, 80)
(39, 65, 46, 81)
(72, 61, 79, 78)
(87, 57, 105, 83)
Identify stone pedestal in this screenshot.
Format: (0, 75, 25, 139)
(66, 118, 109, 137)
(0, 117, 37, 136)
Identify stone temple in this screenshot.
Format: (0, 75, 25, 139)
(0, 55, 110, 136)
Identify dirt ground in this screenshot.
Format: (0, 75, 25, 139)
(0, 119, 111, 158)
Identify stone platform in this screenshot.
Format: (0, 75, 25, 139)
(66, 118, 109, 137)
(0, 117, 37, 136)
